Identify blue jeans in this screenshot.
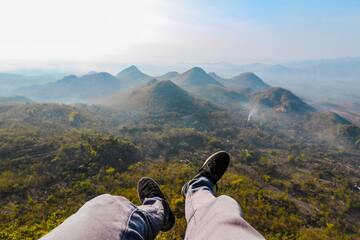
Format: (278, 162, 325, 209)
(183, 177, 265, 240)
(41, 177, 264, 240)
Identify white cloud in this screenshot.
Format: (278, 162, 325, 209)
(0, 0, 359, 68)
(0, 0, 168, 61)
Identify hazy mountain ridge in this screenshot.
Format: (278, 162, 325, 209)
(102, 79, 220, 123)
(0, 72, 65, 96)
(16, 72, 122, 102)
(158, 68, 270, 112)
(193, 85, 252, 111)
(208, 72, 224, 82)
(13, 66, 270, 108)
(251, 87, 316, 114)
(0, 80, 359, 239)
(316, 102, 360, 127)
(175, 67, 224, 88)
(0, 96, 33, 105)
(178, 58, 360, 103)
(221, 72, 271, 91)
(116, 65, 153, 87)
(1, 0, 360, 237)
(2, 64, 360, 129)
(0, 102, 105, 128)
(3, 74, 359, 150)
(2, 57, 360, 103)
(156, 71, 180, 81)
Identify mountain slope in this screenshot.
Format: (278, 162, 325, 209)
(0, 102, 103, 128)
(208, 72, 224, 82)
(251, 87, 316, 113)
(0, 96, 33, 105)
(116, 65, 153, 87)
(302, 111, 360, 147)
(316, 102, 360, 126)
(176, 67, 224, 88)
(17, 72, 122, 102)
(156, 71, 180, 81)
(0, 72, 65, 95)
(107, 79, 218, 115)
(1, 86, 359, 240)
(329, 110, 360, 127)
(194, 85, 252, 110)
(225, 72, 270, 90)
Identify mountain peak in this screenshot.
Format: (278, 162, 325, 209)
(118, 65, 141, 74)
(189, 66, 206, 73)
(91, 72, 115, 78)
(251, 87, 316, 113)
(126, 65, 139, 71)
(61, 74, 78, 80)
(156, 71, 179, 81)
(177, 67, 223, 88)
(238, 72, 258, 78)
(85, 70, 97, 75)
(19, 72, 122, 102)
(228, 72, 270, 90)
(108, 79, 218, 116)
(116, 65, 152, 86)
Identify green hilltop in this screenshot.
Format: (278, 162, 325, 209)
(0, 67, 360, 239)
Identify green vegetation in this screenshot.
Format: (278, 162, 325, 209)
(0, 102, 359, 240)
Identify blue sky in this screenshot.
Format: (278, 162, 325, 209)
(0, 0, 359, 70)
(192, 0, 360, 25)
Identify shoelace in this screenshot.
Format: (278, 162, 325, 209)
(141, 183, 163, 199)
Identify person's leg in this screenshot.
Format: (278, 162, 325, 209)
(40, 194, 142, 240)
(122, 196, 166, 240)
(41, 178, 174, 240)
(182, 151, 265, 240)
(183, 176, 216, 222)
(124, 177, 175, 240)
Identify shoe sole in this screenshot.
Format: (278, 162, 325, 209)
(201, 151, 230, 182)
(202, 150, 230, 168)
(137, 177, 160, 203)
(137, 177, 176, 232)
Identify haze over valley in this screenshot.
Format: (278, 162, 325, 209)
(0, 1, 359, 239)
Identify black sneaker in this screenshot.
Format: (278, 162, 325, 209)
(195, 151, 230, 186)
(137, 177, 175, 231)
(186, 151, 230, 191)
(181, 151, 230, 197)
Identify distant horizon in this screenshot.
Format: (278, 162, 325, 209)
(1, 0, 359, 70)
(1, 56, 360, 76)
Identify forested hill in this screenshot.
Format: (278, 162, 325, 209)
(0, 99, 359, 240)
(1, 67, 360, 240)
